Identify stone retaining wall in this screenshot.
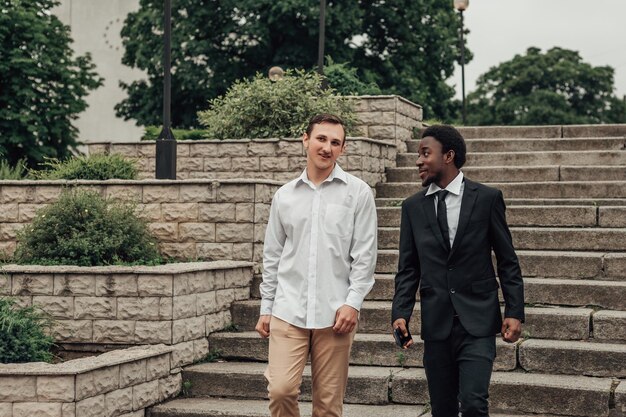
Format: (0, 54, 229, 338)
(0, 261, 252, 367)
(0, 180, 281, 263)
(0, 344, 180, 417)
(88, 137, 397, 186)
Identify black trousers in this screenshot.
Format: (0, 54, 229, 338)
(423, 317, 496, 417)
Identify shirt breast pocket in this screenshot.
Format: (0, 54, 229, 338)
(323, 203, 353, 237)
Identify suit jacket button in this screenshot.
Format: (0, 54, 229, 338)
(450, 288, 456, 294)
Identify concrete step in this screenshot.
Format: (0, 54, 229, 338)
(447, 125, 564, 139)
(396, 151, 626, 167)
(377, 205, 601, 228)
(375, 181, 626, 199)
(231, 300, 596, 341)
(208, 331, 516, 371)
(150, 397, 578, 417)
(375, 197, 626, 207)
(377, 226, 626, 251)
(375, 250, 626, 280)
(406, 137, 626, 153)
(385, 165, 626, 183)
(178, 362, 616, 417)
(518, 339, 626, 377)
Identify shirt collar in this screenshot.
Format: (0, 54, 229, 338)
(425, 171, 464, 196)
(297, 164, 348, 187)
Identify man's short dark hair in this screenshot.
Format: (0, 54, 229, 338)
(306, 113, 346, 142)
(421, 124, 467, 169)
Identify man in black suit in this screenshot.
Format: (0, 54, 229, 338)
(391, 125, 525, 417)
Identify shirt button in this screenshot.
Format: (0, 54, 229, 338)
(450, 288, 456, 294)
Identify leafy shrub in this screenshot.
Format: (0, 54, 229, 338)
(141, 126, 211, 141)
(30, 154, 138, 180)
(0, 158, 27, 180)
(197, 70, 356, 139)
(14, 189, 161, 266)
(0, 297, 55, 363)
(324, 58, 382, 96)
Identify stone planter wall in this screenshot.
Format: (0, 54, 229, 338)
(0, 180, 281, 263)
(0, 261, 253, 367)
(88, 137, 397, 186)
(0, 344, 180, 417)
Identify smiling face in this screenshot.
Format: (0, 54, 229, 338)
(416, 136, 455, 187)
(303, 121, 346, 178)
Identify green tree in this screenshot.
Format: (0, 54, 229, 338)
(466, 47, 626, 126)
(0, 0, 103, 168)
(116, 0, 466, 128)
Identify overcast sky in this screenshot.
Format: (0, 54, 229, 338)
(449, 0, 626, 100)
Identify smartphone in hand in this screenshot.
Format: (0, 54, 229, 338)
(393, 327, 412, 348)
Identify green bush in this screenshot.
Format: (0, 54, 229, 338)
(0, 297, 55, 363)
(324, 58, 382, 96)
(30, 154, 138, 180)
(142, 126, 211, 141)
(0, 159, 27, 180)
(14, 189, 162, 266)
(197, 70, 356, 139)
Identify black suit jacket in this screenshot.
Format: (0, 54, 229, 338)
(392, 178, 525, 341)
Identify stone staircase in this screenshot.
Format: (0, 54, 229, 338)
(150, 126, 626, 417)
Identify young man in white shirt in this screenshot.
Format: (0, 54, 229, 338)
(255, 113, 378, 417)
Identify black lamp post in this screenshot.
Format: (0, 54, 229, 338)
(317, 0, 328, 89)
(156, 0, 177, 179)
(454, 0, 469, 125)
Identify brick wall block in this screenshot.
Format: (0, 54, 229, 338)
(196, 243, 232, 261)
(204, 157, 232, 171)
(37, 376, 75, 402)
(12, 402, 62, 417)
(52, 320, 93, 343)
(135, 321, 172, 344)
(198, 203, 236, 222)
(74, 297, 115, 319)
(369, 125, 396, 139)
(146, 354, 171, 380)
(93, 320, 135, 343)
(33, 296, 73, 319)
(76, 366, 119, 401)
(0, 376, 36, 401)
(105, 386, 133, 417)
(0, 203, 18, 221)
(178, 157, 204, 172)
(187, 271, 213, 293)
(1, 186, 35, 203)
(158, 373, 182, 402)
(216, 288, 235, 310)
(224, 268, 250, 288)
(12, 274, 53, 296)
(159, 243, 196, 260)
(247, 142, 277, 156)
(54, 274, 96, 296)
(179, 185, 215, 203)
(142, 186, 179, 203)
(197, 291, 217, 315)
(172, 316, 205, 343)
(161, 203, 198, 222)
(235, 203, 254, 222)
(216, 223, 253, 242)
(61, 402, 75, 417)
(76, 394, 105, 417)
(104, 186, 142, 203)
(253, 224, 266, 244)
(137, 275, 173, 296)
(0, 274, 9, 295)
(193, 338, 210, 362)
(216, 143, 248, 157)
(260, 157, 289, 172)
(95, 275, 138, 297)
(276, 141, 303, 156)
(135, 204, 162, 222)
(231, 243, 253, 261)
(119, 359, 147, 388)
(368, 98, 396, 111)
(172, 294, 197, 319)
(18, 204, 46, 222)
(171, 340, 194, 367)
(117, 297, 160, 320)
(217, 184, 255, 203)
(34, 186, 63, 203)
(231, 157, 260, 171)
(234, 287, 250, 301)
(179, 223, 215, 242)
(189, 143, 217, 157)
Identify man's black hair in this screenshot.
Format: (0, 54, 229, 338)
(421, 124, 467, 169)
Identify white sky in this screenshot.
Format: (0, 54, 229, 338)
(449, 0, 626, 100)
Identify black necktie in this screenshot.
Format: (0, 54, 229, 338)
(436, 190, 451, 251)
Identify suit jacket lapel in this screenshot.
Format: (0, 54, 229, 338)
(449, 179, 479, 259)
(420, 194, 449, 252)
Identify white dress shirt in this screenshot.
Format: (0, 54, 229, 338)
(260, 164, 377, 329)
(425, 171, 465, 248)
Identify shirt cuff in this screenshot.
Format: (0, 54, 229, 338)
(345, 290, 365, 312)
(260, 299, 274, 315)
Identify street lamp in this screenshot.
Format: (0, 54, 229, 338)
(317, 0, 328, 89)
(454, 0, 469, 125)
(156, 0, 177, 179)
(268, 66, 285, 81)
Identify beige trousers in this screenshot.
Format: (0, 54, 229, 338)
(264, 316, 356, 417)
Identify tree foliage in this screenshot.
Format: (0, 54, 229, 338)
(466, 47, 626, 126)
(0, 0, 103, 168)
(116, 0, 467, 128)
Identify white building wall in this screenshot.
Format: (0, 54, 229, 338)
(53, 0, 145, 143)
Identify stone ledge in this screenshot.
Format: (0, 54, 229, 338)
(0, 179, 284, 186)
(88, 136, 398, 147)
(0, 344, 173, 376)
(0, 261, 253, 275)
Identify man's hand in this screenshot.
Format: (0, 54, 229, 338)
(333, 305, 358, 334)
(501, 318, 522, 343)
(392, 318, 414, 349)
(255, 315, 271, 338)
